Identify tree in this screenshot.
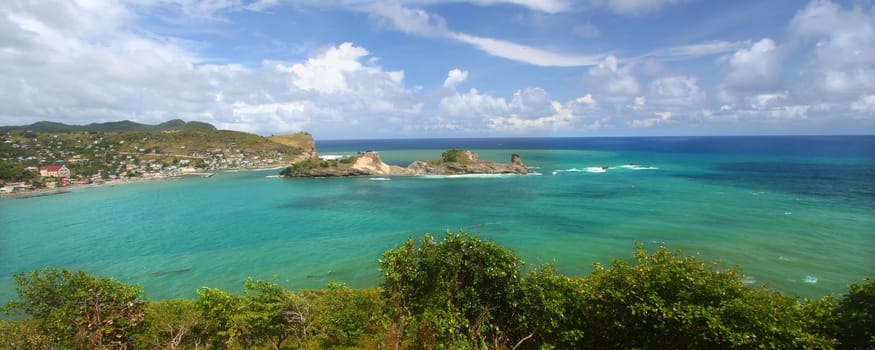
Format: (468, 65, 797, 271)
(834, 278, 875, 349)
(517, 264, 584, 348)
(0, 319, 51, 350)
(195, 286, 241, 348)
(317, 283, 387, 348)
(4, 267, 146, 349)
(196, 279, 316, 350)
(235, 278, 313, 350)
(572, 245, 835, 349)
(136, 299, 203, 350)
(380, 231, 525, 349)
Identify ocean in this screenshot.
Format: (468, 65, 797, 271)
(1, 136, 873, 302)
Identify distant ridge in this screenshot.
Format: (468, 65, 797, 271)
(0, 119, 216, 133)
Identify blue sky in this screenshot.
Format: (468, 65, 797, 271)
(1, 0, 874, 138)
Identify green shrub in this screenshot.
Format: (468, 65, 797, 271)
(136, 299, 204, 350)
(572, 245, 834, 349)
(834, 278, 875, 349)
(317, 283, 388, 348)
(380, 231, 525, 349)
(4, 267, 146, 349)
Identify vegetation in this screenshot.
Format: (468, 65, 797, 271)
(279, 156, 357, 177)
(425, 148, 474, 165)
(0, 160, 37, 184)
(3, 233, 873, 349)
(268, 132, 315, 151)
(0, 119, 216, 133)
(1, 126, 313, 183)
(3, 268, 146, 349)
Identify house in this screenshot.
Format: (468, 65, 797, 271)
(39, 165, 70, 178)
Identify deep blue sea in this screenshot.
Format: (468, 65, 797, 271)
(1, 136, 873, 302)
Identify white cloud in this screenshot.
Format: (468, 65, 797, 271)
(438, 88, 509, 120)
(0, 0, 422, 136)
(584, 0, 687, 16)
(637, 40, 749, 61)
(437, 87, 599, 131)
(362, 2, 606, 67)
(789, 0, 875, 96)
(851, 95, 875, 113)
(632, 96, 646, 110)
(487, 97, 594, 131)
(721, 38, 783, 94)
(628, 111, 672, 128)
(587, 56, 640, 101)
(646, 75, 705, 107)
(452, 33, 606, 67)
(443, 68, 469, 89)
(449, 0, 571, 13)
(747, 92, 789, 109)
(508, 87, 555, 118)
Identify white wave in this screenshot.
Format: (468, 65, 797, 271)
(618, 164, 658, 170)
(554, 168, 584, 173)
(552, 167, 608, 174)
(418, 174, 520, 179)
(778, 255, 795, 262)
(784, 212, 792, 215)
(741, 276, 757, 284)
(264, 175, 280, 178)
(369, 177, 391, 181)
(804, 275, 818, 284)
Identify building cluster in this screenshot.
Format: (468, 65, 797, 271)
(1, 131, 289, 194)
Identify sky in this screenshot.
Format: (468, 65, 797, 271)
(1, 0, 874, 139)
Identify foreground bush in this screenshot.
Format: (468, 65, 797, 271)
(3, 234, 873, 349)
(380, 231, 525, 349)
(572, 245, 834, 349)
(3, 267, 145, 349)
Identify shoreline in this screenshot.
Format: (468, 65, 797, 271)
(0, 164, 292, 200)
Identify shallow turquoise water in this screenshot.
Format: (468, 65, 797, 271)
(1, 137, 873, 301)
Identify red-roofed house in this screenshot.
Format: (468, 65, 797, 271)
(39, 165, 70, 178)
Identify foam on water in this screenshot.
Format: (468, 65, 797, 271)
(552, 167, 608, 174)
(369, 177, 391, 181)
(804, 276, 818, 284)
(418, 173, 520, 179)
(617, 164, 659, 170)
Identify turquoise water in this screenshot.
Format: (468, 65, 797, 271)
(1, 137, 873, 301)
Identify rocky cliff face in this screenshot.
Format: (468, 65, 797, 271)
(281, 150, 532, 177)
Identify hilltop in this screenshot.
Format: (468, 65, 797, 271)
(0, 119, 216, 133)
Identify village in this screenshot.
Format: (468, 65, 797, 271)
(0, 130, 299, 195)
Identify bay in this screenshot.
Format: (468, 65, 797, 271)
(1, 136, 873, 301)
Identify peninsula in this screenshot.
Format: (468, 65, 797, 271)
(279, 148, 532, 177)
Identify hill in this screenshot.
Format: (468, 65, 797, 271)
(268, 132, 315, 150)
(1, 121, 316, 180)
(0, 119, 216, 133)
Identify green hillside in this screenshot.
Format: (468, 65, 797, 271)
(1, 121, 314, 181)
(0, 119, 216, 133)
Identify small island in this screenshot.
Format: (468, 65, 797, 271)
(279, 148, 533, 177)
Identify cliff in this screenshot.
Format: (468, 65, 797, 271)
(280, 150, 532, 177)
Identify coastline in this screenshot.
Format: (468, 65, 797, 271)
(0, 163, 293, 200)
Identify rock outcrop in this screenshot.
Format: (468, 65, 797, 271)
(280, 150, 532, 177)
